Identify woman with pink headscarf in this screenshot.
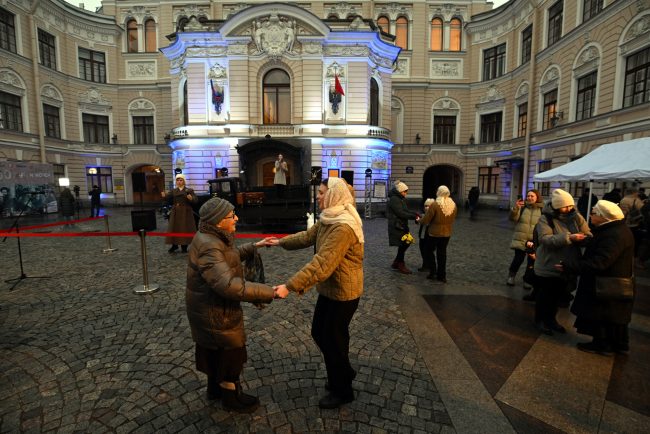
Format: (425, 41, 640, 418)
(271, 177, 364, 409)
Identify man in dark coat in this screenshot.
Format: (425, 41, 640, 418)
(577, 188, 598, 219)
(386, 181, 418, 274)
(162, 174, 198, 253)
(89, 185, 101, 217)
(560, 200, 635, 355)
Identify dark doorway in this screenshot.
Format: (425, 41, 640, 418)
(131, 165, 164, 204)
(422, 165, 462, 204)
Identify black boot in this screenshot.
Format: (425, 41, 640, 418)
(221, 382, 260, 413)
(168, 244, 178, 253)
(207, 376, 220, 401)
(181, 245, 188, 253)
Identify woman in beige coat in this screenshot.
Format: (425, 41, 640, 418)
(271, 177, 364, 409)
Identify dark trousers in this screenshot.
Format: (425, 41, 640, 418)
(418, 236, 431, 268)
(395, 242, 410, 262)
(90, 202, 100, 217)
(535, 276, 567, 324)
(428, 236, 450, 280)
(509, 249, 534, 275)
(311, 294, 359, 397)
(195, 344, 247, 389)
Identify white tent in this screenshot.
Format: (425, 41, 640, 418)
(533, 137, 650, 182)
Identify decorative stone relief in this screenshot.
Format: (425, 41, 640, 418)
(252, 13, 296, 57)
(79, 87, 110, 105)
(170, 55, 186, 69)
(325, 2, 361, 19)
(574, 46, 600, 76)
(349, 16, 364, 30)
(127, 61, 156, 79)
(479, 85, 505, 104)
(41, 84, 63, 106)
(227, 44, 248, 55)
(624, 15, 649, 41)
(326, 62, 345, 79)
(369, 51, 393, 69)
(541, 66, 560, 94)
(186, 47, 228, 57)
(432, 98, 459, 111)
(515, 82, 529, 104)
(121, 6, 154, 24)
(185, 16, 205, 31)
(0, 70, 24, 90)
(430, 60, 462, 79)
(208, 63, 227, 79)
(128, 99, 154, 112)
(302, 41, 323, 54)
(375, 2, 412, 21)
(224, 3, 250, 18)
(393, 58, 409, 77)
(174, 5, 208, 24)
(325, 45, 368, 57)
(429, 4, 468, 22)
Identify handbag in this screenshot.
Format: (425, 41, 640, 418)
(594, 275, 635, 300)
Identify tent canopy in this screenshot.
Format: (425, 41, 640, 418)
(533, 137, 650, 182)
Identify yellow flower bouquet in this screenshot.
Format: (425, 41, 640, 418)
(401, 232, 415, 245)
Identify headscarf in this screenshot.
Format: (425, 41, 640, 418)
(319, 177, 364, 243)
(435, 185, 456, 216)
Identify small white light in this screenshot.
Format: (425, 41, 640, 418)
(59, 178, 70, 187)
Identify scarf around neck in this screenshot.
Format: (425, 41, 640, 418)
(319, 178, 364, 243)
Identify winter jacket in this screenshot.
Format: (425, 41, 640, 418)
(509, 202, 543, 251)
(566, 220, 635, 326)
(419, 200, 457, 238)
(619, 195, 643, 228)
(186, 228, 275, 350)
(280, 221, 364, 301)
(166, 187, 198, 245)
(386, 188, 417, 246)
(58, 188, 76, 217)
(533, 203, 592, 278)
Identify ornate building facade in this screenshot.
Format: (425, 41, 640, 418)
(0, 0, 648, 206)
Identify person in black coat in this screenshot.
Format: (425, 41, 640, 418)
(468, 187, 480, 219)
(89, 185, 101, 217)
(386, 181, 418, 274)
(577, 188, 598, 219)
(558, 200, 635, 355)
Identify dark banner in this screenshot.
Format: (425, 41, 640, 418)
(0, 161, 57, 217)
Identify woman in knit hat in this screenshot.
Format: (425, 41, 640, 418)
(558, 200, 635, 355)
(533, 188, 591, 335)
(161, 173, 197, 253)
(270, 177, 364, 409)
(418, 185, 458, 283)
(387, 181, 418, 274)
(185, 197, 287, 413)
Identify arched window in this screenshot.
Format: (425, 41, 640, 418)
(127, 19, 138, 52)
(450, 18, 462, 51)
(370, 78, 379, 126)
(263, 69, 291, 124)
(430, 18, 443, 51)
(395, 16, 408, 49)
(145, 19, 156, 52)
(177, 17, 189, 32)
(377, 16, 389, 34)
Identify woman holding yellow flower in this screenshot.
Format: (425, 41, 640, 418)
(387, 181, 418, 274)
(419, 185, 458, 284)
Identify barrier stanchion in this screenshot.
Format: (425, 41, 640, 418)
(102, 215, 117, 253)
(133, 229, 159, 294)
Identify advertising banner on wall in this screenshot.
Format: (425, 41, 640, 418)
(0, 161, 57, 217)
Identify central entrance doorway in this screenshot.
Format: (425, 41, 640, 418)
(422, 164, 463, 204)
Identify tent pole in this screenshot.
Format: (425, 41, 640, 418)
(586, 180, 593, 225)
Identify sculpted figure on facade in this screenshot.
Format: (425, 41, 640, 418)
(252, 14, 296, 57)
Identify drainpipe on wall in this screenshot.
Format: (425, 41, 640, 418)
(29, 0, 46, 163)
(522, 7, 538, 196)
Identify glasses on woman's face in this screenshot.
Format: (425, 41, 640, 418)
(223, 212, 236, 219)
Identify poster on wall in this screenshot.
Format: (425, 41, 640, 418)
(0, 161, 57, 217)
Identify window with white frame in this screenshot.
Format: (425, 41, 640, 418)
(449, 18, 462, 51)
(480, 112, 502, 143)
(430, 18, 443, 51)
(576, 71, 597, 121)
(395, 16, 408, 50)
(133, 116, 154, 144)
(542, 89, 558, 130)
(433, 116, 456, 144)
(38, 29, 56, 70)
(623, 46, 650, 108)
(82, 113, 109, 143)
(483, 43, 506, 81)
(145, 19, 156, 52)
(79, 48, 106, 83)
(0, 90, 22, 131)
(263, 69, 290, 124)
(43, 104, 60, 138)
(547, 1, 563, 47)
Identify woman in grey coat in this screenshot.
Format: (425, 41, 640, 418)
(186, 197, 287, 412)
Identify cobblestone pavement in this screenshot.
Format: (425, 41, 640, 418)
(0, 206, 509, 434)
(3, 207, 646, 433)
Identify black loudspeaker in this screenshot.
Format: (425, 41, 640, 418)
(131, 209, 157, 231)
(341, 170, 354, 186)
(310, 166, 322, 185)
(132, 173, 146, 193)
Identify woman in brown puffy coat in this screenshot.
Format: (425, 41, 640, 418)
(186, 197, 287, 413)
(271, 177, 364, 409)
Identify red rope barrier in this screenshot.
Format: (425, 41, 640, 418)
(0, 215, 105, 233)
(1, 231, 289, 238)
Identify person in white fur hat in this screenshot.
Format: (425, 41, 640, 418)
(532, 188, 591, 335)
(556, 200, 635, 355)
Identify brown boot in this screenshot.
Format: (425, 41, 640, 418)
(397, 262, 412, 274)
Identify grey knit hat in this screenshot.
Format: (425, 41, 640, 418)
(199, 197, 234, 225)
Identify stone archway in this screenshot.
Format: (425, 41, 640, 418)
(124, 164, 165, 205)
(422, 164, 463, 204)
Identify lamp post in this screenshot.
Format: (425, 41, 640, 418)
(364, 168, 372, 219)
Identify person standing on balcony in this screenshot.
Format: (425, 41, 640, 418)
(274, 154, 288, 199)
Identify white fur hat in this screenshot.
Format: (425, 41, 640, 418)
(175, 173, 186, 181)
